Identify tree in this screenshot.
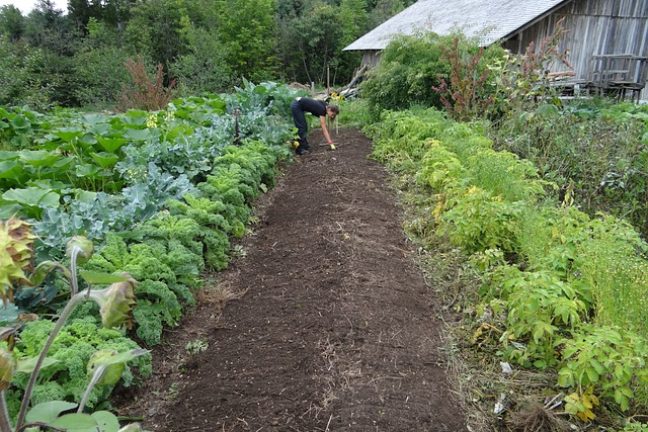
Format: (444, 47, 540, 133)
(73, 18, 131, 106)
(214, 0, 279, 82)
(171, 27, 233, 94)
(68, 0, 104, 32)
(24, 0, 77, 55)
(125, 0, 184, 73)
(340, 0, 368, 45)
(0, 5, 25, 42)
(102, 0, 135, 30)
(338, 0, 368, 83)
(292, 1, 344, 84)
(368, 0, 410, 29)
(277, 0, 305, 18)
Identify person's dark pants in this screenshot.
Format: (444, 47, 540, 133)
(291, 99, 309, 150)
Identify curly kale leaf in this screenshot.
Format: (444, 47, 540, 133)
(85, 234, 199, 345)
(85, 234, 176, 286)
(135, 280, 182, 324)
(167, 194, 232, 234)
(132, 301, 165, 346)
(12, 316, 150, 410)
(134, 212, 204, 256)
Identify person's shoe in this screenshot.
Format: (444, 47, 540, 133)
(296, 145, 311, 155)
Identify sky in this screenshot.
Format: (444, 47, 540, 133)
(0, 0, 68, 14)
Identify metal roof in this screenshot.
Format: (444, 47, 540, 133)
(343, 0, 570, 51)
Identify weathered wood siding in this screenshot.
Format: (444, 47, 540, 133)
(361, 51, 382, 68)
(503, 0, 648, 100)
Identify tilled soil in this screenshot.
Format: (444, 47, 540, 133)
(118, 129, 466, 431)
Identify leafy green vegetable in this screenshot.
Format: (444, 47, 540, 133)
(13, 317, 151, 409)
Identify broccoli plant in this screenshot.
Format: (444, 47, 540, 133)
(0, 218, 146, 431)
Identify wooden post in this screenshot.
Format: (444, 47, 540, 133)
(327, 65, 330, 96)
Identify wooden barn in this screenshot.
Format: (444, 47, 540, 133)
(343, 0, 648, 101)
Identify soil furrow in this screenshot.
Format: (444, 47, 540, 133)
(119, 128, 465, 432)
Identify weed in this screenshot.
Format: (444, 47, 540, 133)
(118, 57, 176, 111)
(166, 382, 180, 400)
(185, 339, 209, 355)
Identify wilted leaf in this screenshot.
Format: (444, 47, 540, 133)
(88, 277, 137, 328)
(66, 236, 94, 262)
(30, 260, 69, 286)
(0, 347, 15, 390)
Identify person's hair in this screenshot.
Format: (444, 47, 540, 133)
(327, 105, 339, 115)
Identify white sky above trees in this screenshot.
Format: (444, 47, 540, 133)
(0, 0, 68, 14)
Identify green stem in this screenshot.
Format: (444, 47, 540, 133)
(77, 365, 106, 414)
(15, 291, 88, 430)
(0, 391, 12, 432)
(70, 247, 80, 297)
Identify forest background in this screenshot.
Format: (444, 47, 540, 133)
(0, 0, 414, 110)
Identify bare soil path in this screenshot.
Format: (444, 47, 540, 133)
(118, 129, 466, 432)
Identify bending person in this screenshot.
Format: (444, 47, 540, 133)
(290, 97, 339, 155)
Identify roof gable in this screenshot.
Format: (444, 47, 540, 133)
(344, 0, 570, 51)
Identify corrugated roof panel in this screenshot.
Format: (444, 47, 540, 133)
(344, 0, 570, 51)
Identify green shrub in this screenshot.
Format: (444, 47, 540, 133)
(517, 206, 592, 275)
(431, 36, 507, 121)
(369, 108, 448, 173)
(361, 32, 506, 119)
(170, 27, 233, 95)
(491, 101, 648, 237)
(575, 217, 648, 337)
(620, 421, 648, 432)
(72, 45, 131, 108)
(465, 148, 546, 202)
(440, 186, 525, 253)
(368, 105, 648, 419)
(361, 33, 452, 116)
(0, 39, 54, 110)
(416, 140, 466, 191)
(335, 98, 372, 128)
(486, 267, 588, 368)
(559, 324, 648, 412)
(518, 206, 648, 338)
(438, 122, 493, 161)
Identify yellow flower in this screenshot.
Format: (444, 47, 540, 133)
(146, 114, 158, 128)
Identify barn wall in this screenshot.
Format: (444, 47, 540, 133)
(360, 51, 382, 68)
(502, 0, 648, 100)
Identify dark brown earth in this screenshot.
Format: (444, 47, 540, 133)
(118, 128, 466, 432)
